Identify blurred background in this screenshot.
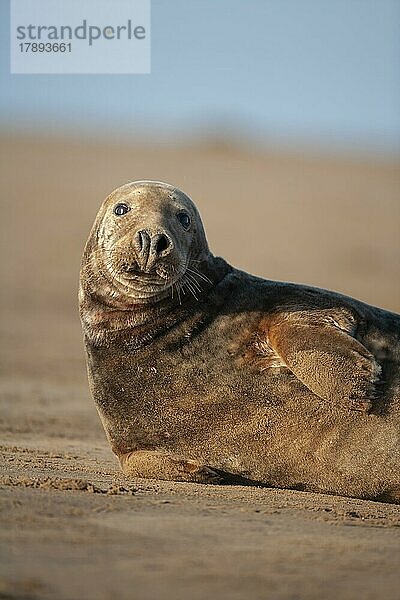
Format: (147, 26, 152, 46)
(0, 0, 399, 383)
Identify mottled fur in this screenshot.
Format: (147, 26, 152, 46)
(79, 181, 400, 503)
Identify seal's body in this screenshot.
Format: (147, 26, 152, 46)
(79, 181, 400, 502)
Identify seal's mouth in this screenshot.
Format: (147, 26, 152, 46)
(122, 262, 154, 276)
(101, 250, 212, 303)
(120, 260, 175, 283)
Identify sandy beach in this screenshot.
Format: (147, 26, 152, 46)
(1, 134, 399, 600)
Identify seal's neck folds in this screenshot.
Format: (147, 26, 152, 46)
(79, 255, 231, 347)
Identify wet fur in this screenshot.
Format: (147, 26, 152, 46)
(79, 181, 400, 503)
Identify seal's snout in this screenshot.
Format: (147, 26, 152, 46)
(134, 229, 173, 272)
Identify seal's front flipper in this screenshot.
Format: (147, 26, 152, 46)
(119, 450, 223, 484)
(267, 309, 381, 413)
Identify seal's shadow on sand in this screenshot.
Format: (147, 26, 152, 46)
(209, 467, 310, 492)
(210, 469, 269, 488)
(206, 470, 398, 504)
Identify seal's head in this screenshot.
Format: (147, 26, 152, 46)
(81, 180, 210, 304)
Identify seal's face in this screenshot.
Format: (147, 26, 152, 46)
(84, 181, 210, 302)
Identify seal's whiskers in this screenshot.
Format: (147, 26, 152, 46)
(187, 266, 212, 285)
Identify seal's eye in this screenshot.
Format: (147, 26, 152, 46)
(114, 203, 130, 216)
(177, 212, 191, 230)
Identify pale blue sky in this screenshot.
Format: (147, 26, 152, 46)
(1, 0, 399, 153)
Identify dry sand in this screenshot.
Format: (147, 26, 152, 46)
(0, 133, 399, 599)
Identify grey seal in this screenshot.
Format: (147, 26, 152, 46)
(79, 180, 400, 503)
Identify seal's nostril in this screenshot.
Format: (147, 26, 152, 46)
(155, 234, 170, 254)
(137, 231, 144, 251)
(136, 230, 151, 254)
